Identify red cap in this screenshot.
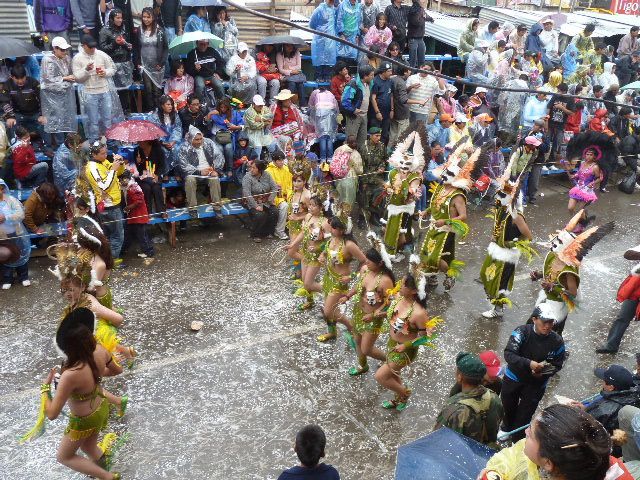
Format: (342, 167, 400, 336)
(479, 350, 501, 377)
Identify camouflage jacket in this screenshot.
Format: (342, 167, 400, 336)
(434, 385, 504, 446)
(359, 140, 387, 185)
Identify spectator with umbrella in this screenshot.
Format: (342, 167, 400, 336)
(277, 42, 307, 107)
(225, 42, 259, 106)
(182, 36, 226, 102)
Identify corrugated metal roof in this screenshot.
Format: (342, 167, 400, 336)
(573, 10, 640, 28)
(424, 10, 467, 47)
(479, 7, 629, 37)
(0, 0, 31, 40)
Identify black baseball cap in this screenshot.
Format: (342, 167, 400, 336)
(81, 34, 97, 48)
(594, 365, 634, 391)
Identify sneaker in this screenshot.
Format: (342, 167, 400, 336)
(1, 283, 10, 290)
(595, 345, 618, 354)
(392, 253, 405, 263)
(275, 232, 289, 240)
(21, 280, 31, 287)
(137, 253, 148, 258)
(427, 275, 439, 286)
(482, 307, 503, 318)
(443, 276, 456, 291)
(541, 166, 549, 171)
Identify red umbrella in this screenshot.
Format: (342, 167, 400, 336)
(105, 120, 167, 142)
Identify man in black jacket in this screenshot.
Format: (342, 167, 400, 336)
(157, 0, 183, 44)
(407, 0, 434, 68)
(185, 40, 225, 101)
(179, 95, 212, 137)
(1, 65, 44, 146)
(573, 365, 640, 434)
(616, 51, 640, 88)
(499, 304, 566, 441)
(384, 0, 410, 51)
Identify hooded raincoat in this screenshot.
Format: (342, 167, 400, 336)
(310, 2, 338, 67)
(40, 51, 78, 134)
(458, 19, 478, 62)
(599, 62, 620, 91)
(336, 0, 362, 60)
(561, 43, 579, 80)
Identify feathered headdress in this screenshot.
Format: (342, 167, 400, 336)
(366, 231, 393, 270)
(47, 242, 103, 290)
(408, 254, 428, 300)
(288, 156, 312, 183)
(557, 221, 614, 267)
(332, 201, 353, 235)
(388, 124, 428, 173)
(432, 135, 469, 179)
(566, 131, 616, 167)
(450, 145, 490, 191)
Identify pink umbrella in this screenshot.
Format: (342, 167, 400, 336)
(105, 120, 167, 142)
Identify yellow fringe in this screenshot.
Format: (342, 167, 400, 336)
(425, 315, 444, 330)
(446, 260, 465, 279)
(19, 393, 48, 444)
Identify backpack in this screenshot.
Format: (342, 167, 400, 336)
(619, 171, 637, 195)
(330, 148, 351, 179)
(457, 390, 495, 445)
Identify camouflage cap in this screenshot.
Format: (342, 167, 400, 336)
(456, 352, 487, 380)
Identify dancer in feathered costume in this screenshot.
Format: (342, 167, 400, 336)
(419, 143, 486, 291)
(20, 307, 126, 479)
(374, 273, 443, 411)
(564, 131, 614, 217)
(381, 125, 427, 263)
(530, 209, 614, 334)
(479, 152, 535, 318)
(49, 241, 136, 363)
(341, 233, 396, 376)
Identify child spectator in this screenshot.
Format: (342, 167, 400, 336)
(232, 132, 252, 185)
(164, 60, 195, 111)
(278, 425, 340, 480)
(11, 126, 48, 187)
(256, 44, 282, 105)
(0, 178, 31, 289)
(119, 170, 154, 261)
(23, 182, 63, 233)
(330, 61, 350, 104)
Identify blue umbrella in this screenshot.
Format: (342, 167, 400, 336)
(396, 428, 496, 480)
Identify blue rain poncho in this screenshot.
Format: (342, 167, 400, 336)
(336, 0, 362, 60)
(309, 2, 337, 67)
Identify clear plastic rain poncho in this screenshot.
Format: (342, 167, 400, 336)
(497, 77, 528, 133)
(40, 52, 78, 134)
(309, 2, 338, 67)
(308, 89, 338, 139)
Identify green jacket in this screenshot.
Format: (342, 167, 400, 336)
(434, 385, 504, 446)
(359, 140, 387, 185)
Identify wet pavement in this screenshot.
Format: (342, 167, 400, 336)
(1, 175, 639, 479)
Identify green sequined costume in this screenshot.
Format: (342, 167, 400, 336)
(322, 239, 350, 296)
(385, 298, 419, 366)
(420, 183, 466, 273)
(536, 252, 581, 326)
(65, 394, 109, 441)
(383, 169, 421, 256)
(301, 220, 324, 267)
(352, 270, 388, 335)
(480, 207, 524, 305)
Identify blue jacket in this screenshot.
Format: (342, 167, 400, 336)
(341, 76, 365, 116)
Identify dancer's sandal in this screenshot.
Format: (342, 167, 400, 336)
(294, 286, 309, 297)
(97, 432, 118, 470)
(297, 299, 315, 311)
(395, 389, 412, 411)
(112, 474, 122, 480)
(348, 364, 369, 376)
(118, 395, 128, 417)
(317, 331, 337, 342)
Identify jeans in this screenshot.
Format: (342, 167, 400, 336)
(602, 299, 638, 351)
(256, 76, 280, 103)
(19, 162, 49, 187)
(345, 114, 367, 148)
(99, 206, 125, 259)
(84, 92, 113, 141)
(221, 142, 234, 172)
(389, 118, 410, 148)
(1, 262, 29, 285)
(410, 111, 428, 123)
(527, 164, 543, 200)
(165, 27, 177, 46)
(318, 135, 333, 162)
(619, 406, 640, 462)
(286, 80, 305, 106)
(123, 223, 154, 257)
(194, 75, 225, 102)
(408, 37, 426, 68)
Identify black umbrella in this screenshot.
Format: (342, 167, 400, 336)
(0, 36, 39, 60)
(255, 35, 306, 47)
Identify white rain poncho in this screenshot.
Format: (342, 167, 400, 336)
(40, 52, 78, 134)
(497, 78, 528, 133)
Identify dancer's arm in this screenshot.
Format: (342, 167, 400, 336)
(513, 214, 533, 241)
(89, 295, 123, 328)
(42, 368, 70, 420)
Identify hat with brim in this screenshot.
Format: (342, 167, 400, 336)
(524, 135, 542, 147)
(533, 303, 555, 321)
(274, 89, 295, 101)
(55, 307, 96, 355)
(476, 113, 493, 122)
(252, 94, 265, 106)
(542, 18, 554, 24)
(479, 350, 502, 377)
(475, 87, 488, 94)
(51, 36, 72, 50)
(0, 240, 20, 264)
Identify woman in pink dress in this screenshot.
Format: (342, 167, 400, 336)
(164, 60, 194, 110)
(568, 146, 602, 216)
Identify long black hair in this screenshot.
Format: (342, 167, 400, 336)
(365, 248, 395, 285)
(61, 323, 101, 386)
(108, 8, 125, 33)
(535, 404, 611, 480)
(404, 274, 427, 308)
(157, 94, 177, 125)
(282, 43, 299, 59)
(141, 6, 157, 35)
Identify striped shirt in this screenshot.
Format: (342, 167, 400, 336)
(406, 73, 443, 115)
(384, 3, 409, 36)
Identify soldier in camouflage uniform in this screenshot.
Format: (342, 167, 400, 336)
(434, 352, 504, 446)
(357, 127, 388, 227)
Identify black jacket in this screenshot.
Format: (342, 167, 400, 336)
(610, 114, 633, 140)
(585, 387, 640, 433)
(406, 1, 433, 39)
(2, 77, 41, 117)
(616, 55, 640, 82)
(99, 25, 133, 63)
(179, 107, 211, 137)
(504, 324, 565, 384)
(158, 0, 181, 29)
(185, 47, 224, 79)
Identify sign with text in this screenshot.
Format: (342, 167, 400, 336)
(611, 0, 640, 15)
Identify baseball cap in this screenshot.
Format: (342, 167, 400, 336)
(51, 36, 71, 50)
(594, 365, 635, 391)
(542, 18, 554, 24)
(440, 113, 455, 123)
(479, 350, 502, 377)
(475, 87, 488, 94)
(456, 352, 487, 380)
(532, 303, 556, 322)
(81, 34, 97, 48)
(476, 113, 493, 122)
(237, 42, 249, 53)
(252, 94, 265, 106)
(454, 113, 468, 123)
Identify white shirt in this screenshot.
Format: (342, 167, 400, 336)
(406, 73, 443, 115)
(196, 148, 209, 171)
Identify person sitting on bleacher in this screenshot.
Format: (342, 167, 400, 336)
(132, 139, 167, 218)
(1, 65, 46, 151)
(0, 178, 31, 290)
(185, 39, 225, 104)
(0, 122, 8, 180)
(178, 125, 224, 215)
(53, 133, 83, 194)
(11, 126, 48, 188)
(148, 95, 182, 177)
(23, 182, 63, 234)
(242, 158, 279, 243)
(179, 95, 212, 138)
